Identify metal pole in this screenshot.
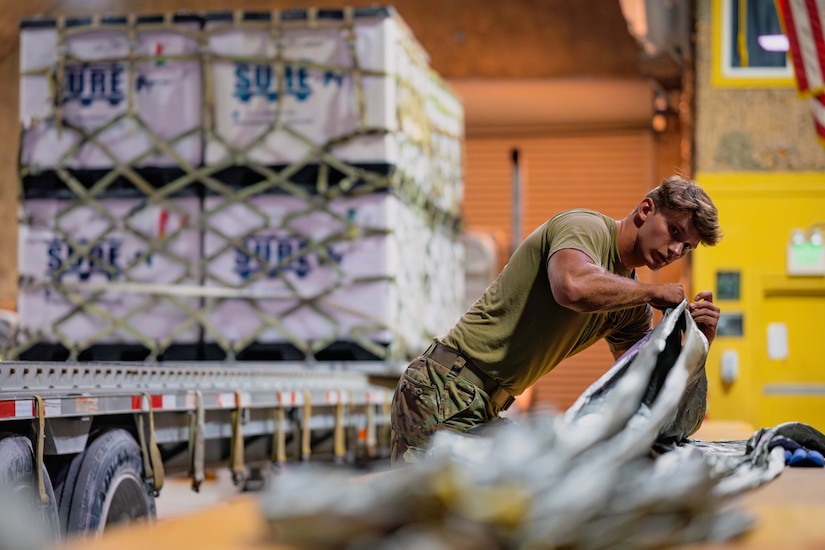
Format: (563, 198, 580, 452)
(511, 148, 522, 255)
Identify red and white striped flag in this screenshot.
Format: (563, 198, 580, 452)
(776, 0, 825, 95)
(776, 0, 825, 146)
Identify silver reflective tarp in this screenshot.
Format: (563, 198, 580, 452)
(261, 301, 825, 549)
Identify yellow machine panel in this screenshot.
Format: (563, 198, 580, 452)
(694, 172, 825, 430)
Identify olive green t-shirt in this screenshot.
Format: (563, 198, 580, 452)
(442, 209, 652, 396)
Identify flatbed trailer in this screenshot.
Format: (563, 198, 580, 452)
(0, 359, 397, 542)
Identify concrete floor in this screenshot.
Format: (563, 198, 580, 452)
(154, 459, 392, 520)
(155, 470, 242, 520)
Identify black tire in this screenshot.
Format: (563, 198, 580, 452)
(52, 450, 84, 534)
(64, 429, 156, 536)
(0, 434, 61, 545)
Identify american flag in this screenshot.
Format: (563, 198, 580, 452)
(775, 0, 825, 146)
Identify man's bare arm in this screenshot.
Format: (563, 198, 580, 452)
(548, 249, 686, 313)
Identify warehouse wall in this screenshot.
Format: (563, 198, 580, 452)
(692, 173, 825, 428)
(693, 0, 825, 428)
(0, 0, 642, 79)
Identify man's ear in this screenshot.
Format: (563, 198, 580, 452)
(634, 198, 655, 226)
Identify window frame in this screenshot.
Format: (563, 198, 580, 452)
(711, 0, 795, 88)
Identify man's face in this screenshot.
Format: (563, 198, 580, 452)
(638, 206, 701, 271)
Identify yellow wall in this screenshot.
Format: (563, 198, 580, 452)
(694, 172, 825, 428)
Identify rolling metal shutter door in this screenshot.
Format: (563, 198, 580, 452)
(463, 131, 654, 412)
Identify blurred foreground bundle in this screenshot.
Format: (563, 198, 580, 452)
(260, 303, 824, 549)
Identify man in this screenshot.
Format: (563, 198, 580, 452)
(391, 176, 723, 465)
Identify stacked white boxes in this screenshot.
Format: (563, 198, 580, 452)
(18, 15, 203, 357)
(202, 193, 432, 356)
(202, 9, 434, 188)
(15, 7, 464, 362)
(20, 14, 202, 170)
(17, 197, 201, 348)
(200, 8, 464, 360)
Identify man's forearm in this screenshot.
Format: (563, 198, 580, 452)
(552, 269, 683, 313)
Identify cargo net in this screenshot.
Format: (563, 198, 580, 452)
(11, 8, 465, 363)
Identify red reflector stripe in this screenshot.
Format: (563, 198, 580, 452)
(131, 395, 163, 410)
(0, 401, 16, 418)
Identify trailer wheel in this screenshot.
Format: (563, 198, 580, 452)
(52, 450, 84, 533)
(0, 434, 61, 544)
(64, 429, 156, 535)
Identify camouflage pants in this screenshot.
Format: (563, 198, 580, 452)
(390, 350, 495, 466)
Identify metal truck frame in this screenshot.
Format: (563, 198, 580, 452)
(0, 359, 396, 541)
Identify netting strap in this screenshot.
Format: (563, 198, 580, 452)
(33, 396, 48, 504)
(382, 390, 392, 449)
(136, 393, 165, 495)
(272, 405, 287, 465)
(187, 390, 205, 492)
(366, 399, 377, 458)
(301, 389, 312, 461)
(334, 390, 346, 462)
(229, 390, 245, 484)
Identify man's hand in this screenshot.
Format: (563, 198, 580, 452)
(649, 283, 686, 310)
(689, 290, 719, 345)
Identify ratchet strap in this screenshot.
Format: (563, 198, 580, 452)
(136, 392, 165, 495)
(187, 390, 205, 492)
